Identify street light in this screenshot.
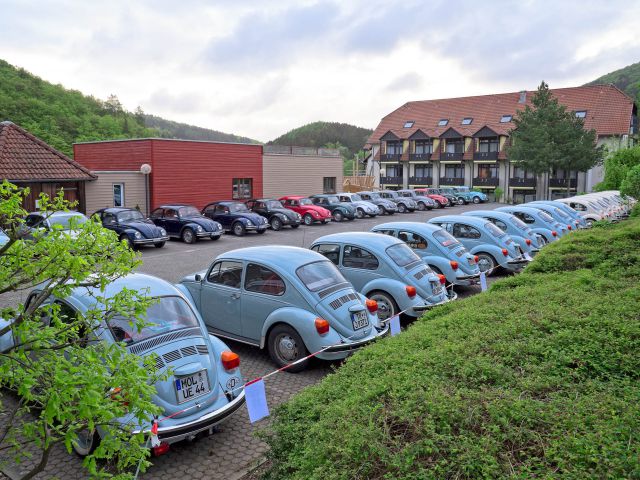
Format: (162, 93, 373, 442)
(140, 163, 152, 216)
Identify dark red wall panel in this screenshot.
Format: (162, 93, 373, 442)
(73, 140, 152, 171)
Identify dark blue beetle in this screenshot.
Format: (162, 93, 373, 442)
(150, 204, 223, 244)
(94, 207, 169, 249)
(201, 201, 269, 237)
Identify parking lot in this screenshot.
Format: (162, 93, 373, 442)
(1, 202, 506, 480)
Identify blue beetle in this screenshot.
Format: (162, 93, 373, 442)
(150, 204, 223, 244)
(310, 232, 452, 321)
(0, 273, 245, 456)
(527, 200, 587, 229)
(94, 208, 169, 249)
(309, 194, 357, 222)
(427, 215, 529, 276)
(201, 201, 269, 237)
(178, 246, 388, 372)
(371, 222, 481, 287)
(462, 210, 543, 256)
(522, 202, 574, 234)
(495, 206, 563, 243)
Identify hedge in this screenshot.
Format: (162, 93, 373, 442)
(261, 218, 640, 479)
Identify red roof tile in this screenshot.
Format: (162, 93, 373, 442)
(369, 84, 635, 144)
(0, 121, 95, 182)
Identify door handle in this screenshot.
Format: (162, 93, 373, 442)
(230, 293, 240, 300)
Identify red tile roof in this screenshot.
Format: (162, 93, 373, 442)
(368, 84, 635, 144)
(0, 121, 95, 182)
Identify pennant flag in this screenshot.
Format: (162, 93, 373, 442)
(245, 378, 269, 423)
(150, 420, 161, 447)
(480, 271, 488, 292)
(390, 315, 401, 336)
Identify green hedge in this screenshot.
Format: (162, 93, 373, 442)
(261, 219, 640, 479)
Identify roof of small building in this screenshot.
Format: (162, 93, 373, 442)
(0, 121, 96, 182)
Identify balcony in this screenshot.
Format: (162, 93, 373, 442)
(380, 176, 402, 185)
(473, 177, 499, 187)
(549, 178, 577, 188)
(473, 151, 499, 160)
(409, 153, 431, 161)
(441, 152, 463, 161)
(439, 177, 465, 186)
(509, 177, 536, 188)
(409, 176, 432, 185)
(381, 153, 402, 162)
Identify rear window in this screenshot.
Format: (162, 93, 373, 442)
(296, 260, 347, 292)
(553, 208, 570, 220)
(538, 211, 555, 223)
(484, 222, 506, 238)
(385, 243, 421, 268)
(509, 216, 529, 231)
(433, 229, 459, 247)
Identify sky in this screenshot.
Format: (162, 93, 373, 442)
(1, 0, 639, 142)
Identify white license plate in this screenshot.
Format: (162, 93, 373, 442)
(351, 310, 369, 330)
(431, 282, 442, 295)
(175, 370, 211, 404)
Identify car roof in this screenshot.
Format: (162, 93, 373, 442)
(249, 198, 279, 202)
(462, 210, 517, 221)
(312, 231, 403, 248)
(28, 210, 85, 217)
(496, 205, 549, 215)
(98, 207, 133, 213)
(219, 245, 326, 266)
(158, 204, 195, 209)
(373, 221, 443, 234)
(279, 195, 307, 200)
(427, 215, 489, 227)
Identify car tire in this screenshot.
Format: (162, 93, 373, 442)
(368, 290, 399, 322)
(476, 252, 497, 276)
(322, 219, 330, 224)
(398, 203, 407, 213)
(291, 224, 300, 229)
(73, 429, 100, 457)
(437, 202, 445, 209)
(377, 206, 385, 215)
(270, 216, 283, 231)
(333, 210, 344, 222)
(417, 202, 426, 211)
(355, 208, 365, 219)
(267, 324, 309, 372)
(232, 222, 246, 236)
(303, 214, 314, 226)
(120, 234, 134, 249)
(472, 196, 481, 204)
(211, 235, 221, 241)
(181, 228, 196, 244)
(457, 197, 466, 205)
(154, 241, 166, 248)
(257, 229, 266, 234)
(368, 213, 378, 218)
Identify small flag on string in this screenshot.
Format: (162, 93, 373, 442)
(479, 271, 488, 292)
(245, 378, 269, 423)
(390, 315, 401, 336)
(150, 419, 161, 447)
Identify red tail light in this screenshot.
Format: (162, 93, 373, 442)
(314, 318, 330, 335)
(365, 299, 378, 314)
(437, 274, 446, 285)
(449, 260, 459, 270)
(567, 225, 572, 231)
(221, 351, 240, 371)
(405, 285, 417, 298)
(152, 442, 170, 456)
(502, 248, 508, 256)
(525, 239, 531, 246)
(474, 255, 479, 264)
(552, 231, 557, 237)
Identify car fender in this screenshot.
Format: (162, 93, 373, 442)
(361, 278, 424, 312)
(180, 221, 202, 234)
(469, 245, 508, 268)
(122, 227, 141, 239)
(509, 235, 531, 253)
(529, 227, 555, 242)
(420, 255, 456, 281)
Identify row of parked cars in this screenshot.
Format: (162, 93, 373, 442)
(1, 191, 631, 458)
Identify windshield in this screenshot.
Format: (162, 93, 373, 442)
(538, 211, 555, 223)
(325, 196, 340, 203)
(266, 200, 284, 209)
(229, 203, 250, 212)
(179, 206, 201, 217)
(386, 243, 422, 267)
(553, 208, 570, 220)
(485, 222, 506, 238)
(296, 260, 347, 292)
(351, 194, 363, 201)
(107, 296, 200, 345)
(367, 192, 381, 199)
(433, 229, 459, 247)
(117, 210, 145, 222)
(455, 187, 469, 192)
(509, 216, 529, 231)
(299, 198, 313, 206)
(49, 213, 88, 230)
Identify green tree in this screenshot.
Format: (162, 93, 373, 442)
(596, 146, 640, 191)
(0, 181, 160, 479)
(507, 81, 604, 198)
(620, 164, 640, 199)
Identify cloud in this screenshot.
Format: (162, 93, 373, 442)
(143, 89, 204, 114)
(385, 72, 423, 92)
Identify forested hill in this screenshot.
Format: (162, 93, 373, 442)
(586, 61, 640, 105)
(143, 114, 258, 144)
(269, 121, 373, 158)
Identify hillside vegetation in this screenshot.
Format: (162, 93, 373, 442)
(262, 218, 640, 479)
(587, 60, 640, 104)
(143, 114, 258, 144)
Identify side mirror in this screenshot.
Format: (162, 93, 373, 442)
(195, 274, 202, 282)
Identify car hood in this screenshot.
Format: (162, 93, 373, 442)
(233, 212, 266, 225)
(299, 205, 331, 216)
(271, 208, 299, 220)
(352, 201, 378, 211)
(121, 219, 164, 238)
(429, 194, 448, 203)
(182, 216, 220, 230)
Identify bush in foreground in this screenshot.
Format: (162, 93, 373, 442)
(261, 219, 640, 479)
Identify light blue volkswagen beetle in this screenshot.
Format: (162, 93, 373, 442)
(527, 200, 587, 229)
(428, 215, 529, 276)
(0, 273, 246, 456)
(495, 206, 562, 243)
(309, 232, 452, 322)
(178, 246, 388, 372)
(523, 202, 574, 234)
(462, 210, 542, 257)
(370, 222, 481, 287)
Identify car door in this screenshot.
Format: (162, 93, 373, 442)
(162, 208, 182, 237)
(241, 263, 287, 342)
(101, 212, 119, 234)
(310, 243, 341, 266)
(341, 244, 381, 291)
(214, 204, 232, 229)
(252, 201, 268, 218)
(199, 260, 244, 337)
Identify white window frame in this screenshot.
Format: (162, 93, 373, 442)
(113, 183, 125, 207)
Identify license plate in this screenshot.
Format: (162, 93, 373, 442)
(174, 370, 211, 404)
(431, 282, 442, 295)
(351, 310, 369, 330)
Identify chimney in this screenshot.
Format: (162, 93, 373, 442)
(518, 91, 527, 103)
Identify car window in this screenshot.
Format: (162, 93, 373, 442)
(296, 260, 348, 292)
(165, 208, 178, 219)
(374, 229, 397, 237)
(342, 245, 379, 270)
(103, 212, 117, 226)
(570, 202, 586, 212)
(514, 212, 535, 224)
(338, 196, 349, 202)
(489, 218, 508, 231)
(207, 260, 243, 288)
(311, 243, 341, 265)
(286, 199, 299, 206)
(117, 210, 144, 222)
(255, 202, 265, 209)
(150, 208, 164, 219)
(203, 205, 216, 216)
(245, 263, 285, 296)
(25, 214, 45, 228)
(398, 231, 428, 249)
(433, 229, 459, 247)
(385, 243, 421, 267)
(215, 205, 229, 214)
(538, 211, 555, 224)
(509, 216, 529, 231)
(484, 222, 506, 238)
(360, 193, 371, 200)
(452, 223, 481, 239)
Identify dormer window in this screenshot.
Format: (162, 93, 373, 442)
(438, 119, 449, 126)
(500, 115, 512, 123)
(461, 118, 473, 125)
(403, 121, 415, 128)
(575, 111, 587, 118)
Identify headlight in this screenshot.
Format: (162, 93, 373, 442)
(134, 231, 142, 239)
(312, 211, 319, 217)
(296, 213, 302, 219)
(159, 228, 167, 236)
(196, 225, 203, 232)
(216, 222, 222, 230)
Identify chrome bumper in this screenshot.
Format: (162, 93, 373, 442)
(322, 324, 389, 353)
(133, 236, 170, 245)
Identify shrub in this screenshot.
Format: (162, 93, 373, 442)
(261, 218, 640, 480)
(620, 164, 640, 200)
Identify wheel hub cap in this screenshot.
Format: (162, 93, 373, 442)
(277, 336, 297, 361)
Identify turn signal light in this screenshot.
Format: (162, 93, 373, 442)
(315, 318, 330, 335)
(501, 248, 508, 256)
(474, 255, 479, 264)
(449, 260, 459, 270)
(221, 351, 240, 371)
(552, 230, 558, 237)
(437, 274, 446, 285)
(567, 225, 572, 231)
(405, 285, 417, 298)
(365, 299, 378, 314)
(526, 239, 532, 246)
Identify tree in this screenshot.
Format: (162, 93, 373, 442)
(507, 81, 604, 198)
(620, 164, 640, 199)
(595, 146, 640, 191)
(0, 181, 160, 479)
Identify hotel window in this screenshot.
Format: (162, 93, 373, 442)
(414, 140, 433, 154)
(444, 165, 464, 178)
(323, 177, 337, 193)
(113, 184, 124, 207)
(478, 138, 499, 152)
(575, 111, 587, 118)
(386, 141, 403, 154)
(477, 164, 499, 179)
(385, 165, 403, 177)
(461, 118, 473, 125)
(445, 139, 464, 153)
(500, 115, 512, 123)
(232, 178, 253, 199)
(512, 166, 535, 179)
(414, 164, 432, 178)
(438, 119, 449, 126)
(403, 121, 415, 128)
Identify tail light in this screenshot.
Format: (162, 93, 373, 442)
(437, 274, 446, 285)
(501, 248, 508, 256)
(474, 255, 479, 264)
(405, 285, 417, 298)
(365, 299, 378, 314)
(221, 351, 240, 371)
(567, 225, 572, 231)
(449, 260, 459, 270)
(314, 318, 330, 335)
(525, 239, 531, 246)
(552, 231, 557, 237)
(152, 442, 170, 456)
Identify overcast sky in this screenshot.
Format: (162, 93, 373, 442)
(1, 0, 639, 141)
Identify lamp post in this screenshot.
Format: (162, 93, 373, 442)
(140, 163, 152, 216)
